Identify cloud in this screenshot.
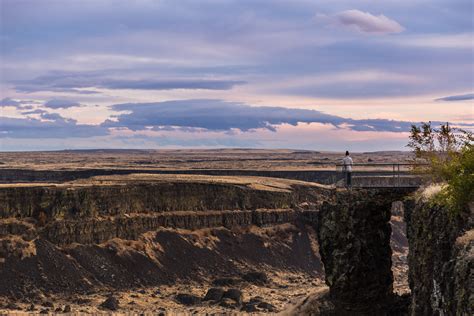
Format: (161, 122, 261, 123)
(20, 109, 48, 115)
(105, 99, 414, 133)
(0, 97, 39, 108)
(0, 98, 21, 107)
(435, 93, 474, 102)
(44, 99, 81, 109)
(330, 10, 404, 34)
(2, 98, 471, 151)
(0, 0, 472, 151)
(97, 79, 246, 90)
(12, 71, 246, 94)
(14, 86, 100, 95)
(0, 115, 106, 138)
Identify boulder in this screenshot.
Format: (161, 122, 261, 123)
(100, 295, 119, 311)
(223, 288, 243, 305)
(241, 303, 259, 312)
(257, 301, 277, 312)
(202, 288, 225, 302)
(175, 293, 201, 306)
(242, 271, 268, 284)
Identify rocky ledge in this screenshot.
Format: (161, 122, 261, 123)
(0, 174, 332, 219)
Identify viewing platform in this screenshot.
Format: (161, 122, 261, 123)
(334, 163, 428, 188)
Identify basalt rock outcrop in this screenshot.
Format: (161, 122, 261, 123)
(317, 190, 396, 311)
(291, 185, 472, 316)
(0, 175, 331, 219)
(0, 175, 329, 300)
(41, 209, 298, 245)
(293, 188, 415, 315)
(404, 191, 473, 315)
(0, 175, 330, 246)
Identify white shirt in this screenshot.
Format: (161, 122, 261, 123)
(342, 156, 353, 172)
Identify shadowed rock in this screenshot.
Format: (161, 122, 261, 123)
(404, 196, 473, 315)
(223, 288, 243, 305)
(175, 293, 201, 306)
(203, 288, 225, 302)
(100, 295, 119, 311)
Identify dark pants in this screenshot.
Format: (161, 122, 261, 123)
(345, 172, 352, 187)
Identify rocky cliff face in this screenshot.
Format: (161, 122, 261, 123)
(317, 190, 394, 310)
(0, 180, 331, 219)
(9, 172, 466, 315)
(0, 176, 330, 301)
(40, 209, 298, 245)
(291, 189, 414, 315)
(404, 192, 473, 316)
(318, 189, 417, 315)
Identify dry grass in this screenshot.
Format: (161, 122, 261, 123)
(455, 229, 474, 247)
(418, 183, 445, 202)
(0, 236, 36, 260)
(0, 173, 331, 192)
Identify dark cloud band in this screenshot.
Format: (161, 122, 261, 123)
(12, 71, 246, 94)
(105, 99, 413, 133)
(435, 93, 474, 102)
(3, 98, 472, 139)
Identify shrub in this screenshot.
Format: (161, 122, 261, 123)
(407, 122, 473, 214)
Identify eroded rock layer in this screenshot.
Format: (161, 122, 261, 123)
(0, 174, 331, 219)
(404, 196, 473, 315)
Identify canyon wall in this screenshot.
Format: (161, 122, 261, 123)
(404, 194, 473, 315)
(4, 174, 470, 315)
(0, 181, 330, 219)
(0, 177, 330, 300)
(1, 178, 413, 306)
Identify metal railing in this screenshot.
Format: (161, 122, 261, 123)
(334, 163, 429, 188)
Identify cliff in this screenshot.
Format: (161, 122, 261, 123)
(0, 175, 414, 305)
(290, 188, 415, 315)
(0, 174, 331, 300)
(0, 174, 332, 219)
(7, 172, 466, 315)
(404, 187, 473, 315)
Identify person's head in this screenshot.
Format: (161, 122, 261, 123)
(345, 151, 350, 156)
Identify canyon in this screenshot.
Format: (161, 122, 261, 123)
(0, 150, 471, 315)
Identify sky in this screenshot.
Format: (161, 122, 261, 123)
(0, 0, 473, 151)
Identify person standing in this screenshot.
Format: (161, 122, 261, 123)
(342, 151, 353, 187)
